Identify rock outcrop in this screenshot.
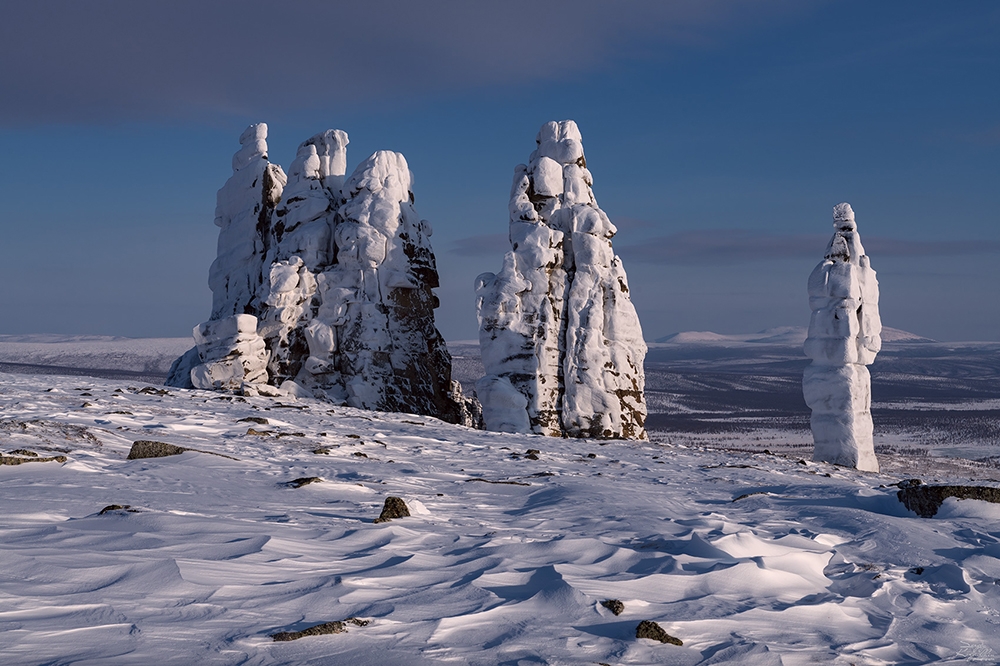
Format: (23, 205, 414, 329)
(803, 203, 882, 472)
(167, 124, 478, 426)
(475, 120, 646, 439)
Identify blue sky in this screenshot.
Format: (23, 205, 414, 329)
(1, 1, 997, 341)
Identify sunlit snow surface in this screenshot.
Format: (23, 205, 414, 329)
(2, 370, 1000, 664)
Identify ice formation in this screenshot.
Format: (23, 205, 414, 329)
(475, 121, 646, 439)
(167, 124, 477, 426)
(802, 203, 882, 472)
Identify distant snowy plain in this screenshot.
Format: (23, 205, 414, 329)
(2, 332, 1000, 664)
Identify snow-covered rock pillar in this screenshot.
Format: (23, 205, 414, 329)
(803, 203, 882, 472)
(476, 120, 646, 439)
(207, 123, 287, 319)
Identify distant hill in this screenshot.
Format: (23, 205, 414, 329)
(653, 326, 934, 345)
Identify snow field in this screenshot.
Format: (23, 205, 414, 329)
(1, 371, 1000, 664)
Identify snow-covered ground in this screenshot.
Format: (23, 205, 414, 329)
(2, 367, 1000, 664)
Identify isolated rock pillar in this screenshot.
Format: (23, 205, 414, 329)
(803, 203, 882, 471)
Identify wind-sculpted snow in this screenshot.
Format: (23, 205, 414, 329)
(476, 121, 646, 439)
(167, 125, 475, 425)
(2, 370, 999, 664)
(804, 203, 882, 471)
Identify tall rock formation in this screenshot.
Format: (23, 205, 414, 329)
(167, 124, 477, 426)
(475, 120, 646, 439)
(802, 203, 882, 472)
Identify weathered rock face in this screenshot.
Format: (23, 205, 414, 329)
(475, 120, 646, 439)
(803, 203, 882, 472)
(167, 125, 478, 426)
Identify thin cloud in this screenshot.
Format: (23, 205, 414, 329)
(617, 230, 1000, 264)
(449, 234, 509, 257)
(0, 0, 806, 125)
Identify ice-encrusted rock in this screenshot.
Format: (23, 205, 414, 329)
(189, 314, 270, 392)
(308, 150, 474, 423)
(476, 120, 646, 439)
(208, 123, 287, 320)
(803, 203, 881, 472)
(167, 124, 477, 426)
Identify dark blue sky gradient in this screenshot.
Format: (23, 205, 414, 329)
(1, 1, 997, 340)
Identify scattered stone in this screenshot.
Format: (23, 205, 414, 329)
(99, 504, 139, 515)
(0, 454, 68, 466)
(374, 496, 410, 523)
(137, 387, 170, 396)
(286, 477, 322, 488)
(635, 620, 682, 646)
(9, 449, 38, 457)
(465, 478, 531, 487)
(897, 484, 1000, 518)
(275, 432, 306, 438)
(313, 447, 333, 455)
(525, 448, 540, 460)
(587, 453, 597, 459)
(126, 441, 186, 460)
(733, 491, 770, 502)
(125, 441, 238, 461)
(353, 451, 369, 458)
(271, 621, 345, 642)
(246, 428, 272, 436)
(345, 434, 361, 439)
(601, 599, 624, 616)
(238, 417, 269, 425)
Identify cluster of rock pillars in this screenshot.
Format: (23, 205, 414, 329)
(166, 120, 882, 472)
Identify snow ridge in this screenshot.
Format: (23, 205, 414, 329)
(476, 121, 646, 439)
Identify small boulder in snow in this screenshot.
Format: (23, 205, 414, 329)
(126, 441, 186, 460)
(635, 620, 682, 646)
(374, 496, 411, 523)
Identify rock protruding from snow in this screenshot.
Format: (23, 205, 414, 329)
(476, 120, 646, 439)
(167, 124, 477, 426)
(803, 203, 882, 472)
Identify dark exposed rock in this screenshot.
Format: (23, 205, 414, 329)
(525, 448, 540, 460)
(374, 496, 410, 523)
(9, 449, 38, 457)
(126, 441, 186, 460)
(897, 484, 1000, 518)
(238, 417, 269, 425)
(125, 440, 238, 461)
(99, 504, 139, 515)
(601, 599, 624, 616)
(271, 617, 368, 642)
(286, 477, 322, 488)
(465, 478, 531, 487)
(635, 620, 682, 645)
(0, 454, 68, 465)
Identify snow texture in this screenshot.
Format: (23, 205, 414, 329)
(803, 203, 882, 472)
(476, 121, 646, 439)
(3, 370, 1000, 664)
(167, 125, 476, 425)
